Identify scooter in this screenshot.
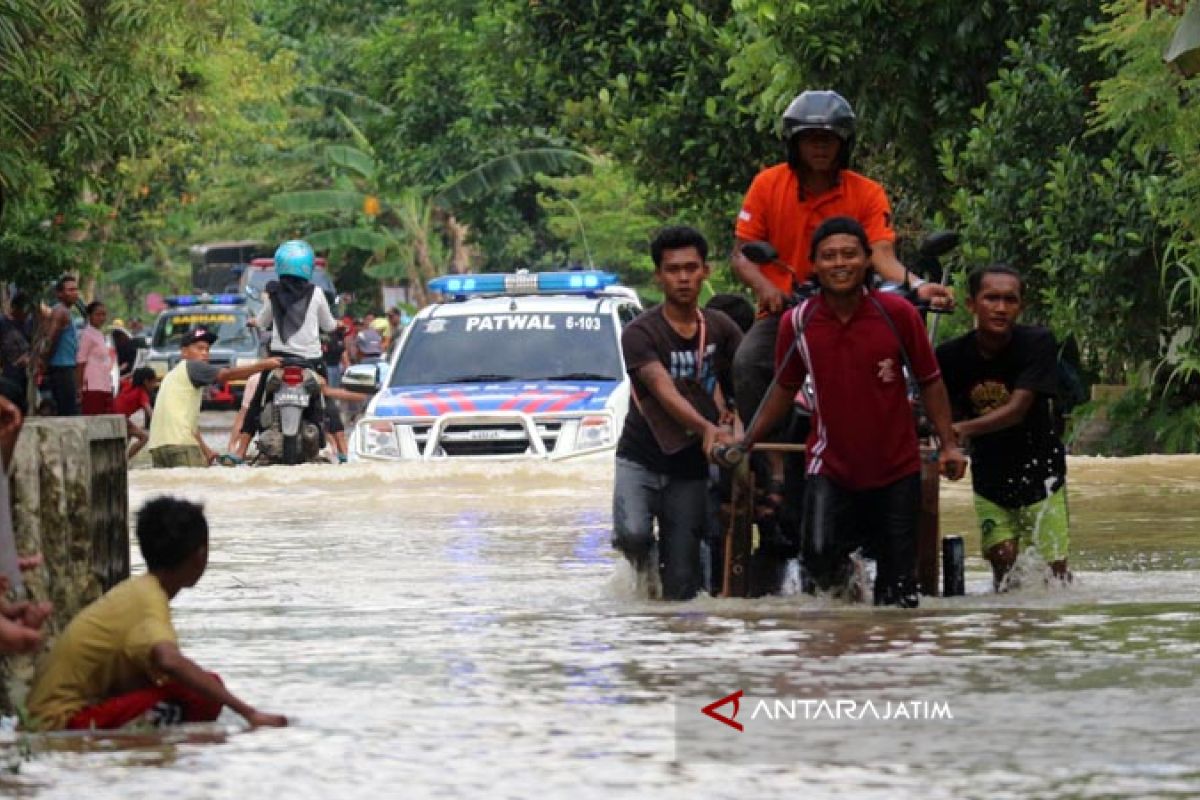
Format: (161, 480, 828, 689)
(254, 358, 325, 465)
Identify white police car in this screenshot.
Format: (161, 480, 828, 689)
(347, 271, 642, 461)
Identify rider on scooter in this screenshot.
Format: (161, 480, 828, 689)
(730, 90, 954, 528)
(234, 241, 340, 459)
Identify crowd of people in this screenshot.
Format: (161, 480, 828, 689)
(611, 89, 1071, 606)
(0, 85, 1078, 735)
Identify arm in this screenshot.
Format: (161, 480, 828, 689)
(953, 388, 1037, 441)
(731, 239, 786, 315)
(871, 241, 954, 306)
(151, 641, 287, 728)
(75, 331, 92, 389)
(227, 406, 248, 451)
(316, 293, 337, 333)
(919, 379, 967, 480)
(42, 308, 67, 369)
(214, 358, 282, 386)
(636, 361, 732, 453)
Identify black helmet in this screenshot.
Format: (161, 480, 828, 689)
(782, 90, 856, 171)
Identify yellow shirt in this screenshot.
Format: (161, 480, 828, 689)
(148, 360, 204, 451)
(27, 574, 178, 730)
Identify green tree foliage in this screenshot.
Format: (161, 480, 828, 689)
(502, 0, 765, 243)
(537, 157, 662, 284)
(1088, 0, 1200, 392)
(940, 12, 1168, 381)
(0, 0, 297, 293)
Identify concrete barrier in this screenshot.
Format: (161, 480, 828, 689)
(1, 416, 129, 716)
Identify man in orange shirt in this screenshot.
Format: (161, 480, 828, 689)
(730, 89, 953, 513)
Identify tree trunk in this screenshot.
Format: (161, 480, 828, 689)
(445, 214, 473, 274)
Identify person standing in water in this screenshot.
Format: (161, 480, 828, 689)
(936, 264, 1070, 589)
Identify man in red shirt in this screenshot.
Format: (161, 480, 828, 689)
(731, 90, 954, 513)
(741, 217, 966, 607)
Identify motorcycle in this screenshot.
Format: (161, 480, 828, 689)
(254, 357, 325, 465)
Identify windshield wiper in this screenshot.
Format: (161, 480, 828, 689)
(435, 374, 517, 383)
(543, 372, 619, 381)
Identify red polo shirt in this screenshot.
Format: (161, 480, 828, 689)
(735, 165, 895, 294)
(775, 290, 940, 490)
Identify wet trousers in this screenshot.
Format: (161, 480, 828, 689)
(66, 673, 224, 729)
(612, 457, 709, 601)
(802, 473, 921, 607)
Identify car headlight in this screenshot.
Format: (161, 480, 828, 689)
(235, 357, 258, 367)
(359, 420, 400, 458)
(574, 415, 614, 450)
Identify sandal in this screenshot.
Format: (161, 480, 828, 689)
(217, 454, 245, 467)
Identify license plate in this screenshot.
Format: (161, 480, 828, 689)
(275, 388, 307, 405)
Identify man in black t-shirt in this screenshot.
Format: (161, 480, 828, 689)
(613, 226, 743, 600)
(936, 265, 1069, 589)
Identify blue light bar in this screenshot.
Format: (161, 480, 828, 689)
(428, 271, 619, 298)
(165, 293, 246, 307)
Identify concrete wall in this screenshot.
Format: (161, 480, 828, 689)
(1, 416, 129, 716)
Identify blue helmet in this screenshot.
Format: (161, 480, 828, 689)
(274, 240, 315, 281)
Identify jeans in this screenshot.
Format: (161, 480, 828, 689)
(801, 473, 922, 607)
(612, 457, 710, 600)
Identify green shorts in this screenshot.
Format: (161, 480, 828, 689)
(150, 445, 209, 469)
(973, 487, 1070, 562)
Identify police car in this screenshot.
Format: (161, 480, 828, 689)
(347, 271, 642, 461)
(144, 294, 261, 402)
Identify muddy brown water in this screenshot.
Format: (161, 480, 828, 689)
(5, 431, 1199, 799)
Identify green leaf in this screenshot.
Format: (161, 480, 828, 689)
(307, 228, 394, 253)
(272, 191, 368, 215)
(433, 148, 594, 208)
(325, 146, 376, 181)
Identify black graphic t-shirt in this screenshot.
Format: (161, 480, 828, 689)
(617, 305, 742, 478)
(936, 325, 1066, 508)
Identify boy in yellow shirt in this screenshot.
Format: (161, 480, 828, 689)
(27, 496, 287, 730)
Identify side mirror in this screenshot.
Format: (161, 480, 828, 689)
(740, 241, 778, 265)
(918, 231, 960, 260)
(342, 363, 383, 395)
(131, 336, 148, 349)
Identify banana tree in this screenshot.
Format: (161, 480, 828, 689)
(273, 127, 592, 305)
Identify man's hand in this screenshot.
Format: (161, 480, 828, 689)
(702, 425, 735, 462)
(754, 282, 788, 316)
(262, 357, 284, 371)
(245, 710, 288, 728)
(939, 444, 968, 481)
(916, 281, 955, 311)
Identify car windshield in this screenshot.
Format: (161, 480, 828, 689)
(389, 311, 623, 387)
(245, 268, 336, 298)
(152, 310, 255, 349)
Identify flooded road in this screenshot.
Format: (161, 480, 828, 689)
(8, 427, 1200, 798)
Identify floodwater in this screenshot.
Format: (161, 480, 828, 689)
(5, 417, 1200, 799)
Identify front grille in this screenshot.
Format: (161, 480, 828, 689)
(411, 419, 566, 457)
